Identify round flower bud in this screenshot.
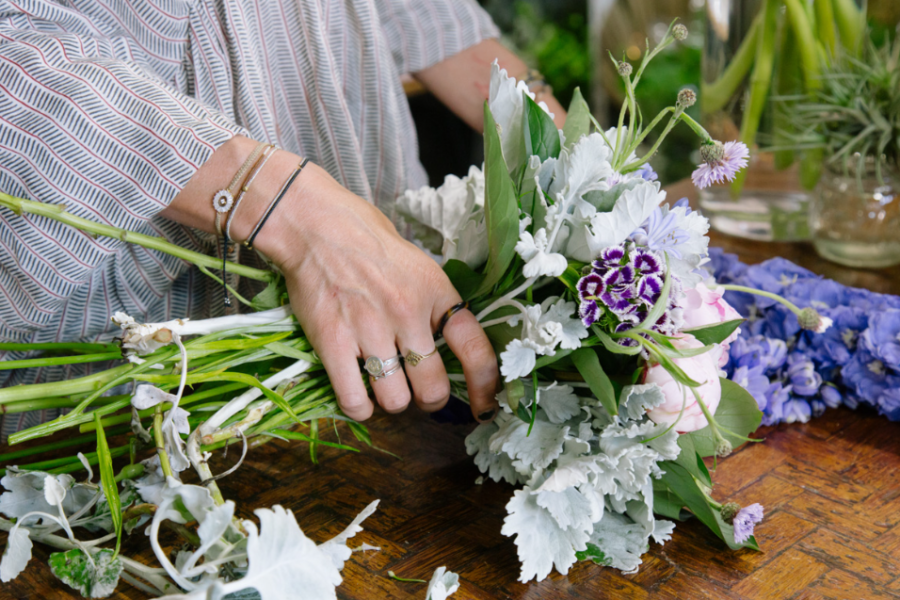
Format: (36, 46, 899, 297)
(673, 24, 688, 41)
(716, 438, 733, 457)
(677, 88, 696, 108)
(721, 502, 741, 523)
(617, 61, 633, 77)
(700, 141, 725, 165)
(797, 307, 833, 333)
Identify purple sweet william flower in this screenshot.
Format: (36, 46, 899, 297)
(691, 141, 750, 189)
(733, 503, 764, 544)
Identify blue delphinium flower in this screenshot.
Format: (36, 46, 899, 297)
(860, 310, 900, 369)
(783, 398, 813, 423)
(785, 357, 822, 396)
(731, 365, 769, 411)
(730, 335, 787, 372)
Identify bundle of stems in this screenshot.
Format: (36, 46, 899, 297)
(0, 193, 372, 487)
(701, 0, 867, 195)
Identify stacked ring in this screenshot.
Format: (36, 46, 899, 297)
(364, 354, 402, 380)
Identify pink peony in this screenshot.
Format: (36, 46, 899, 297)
(682, 282, 743, 365)
(645, 335, 723, 433)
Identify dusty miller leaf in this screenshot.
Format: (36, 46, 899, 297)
(49, 548, 122, 598)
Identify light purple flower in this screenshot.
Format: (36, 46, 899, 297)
(691, 141, 750, 189)
(733, 503, 764, 543)
(632, 207, 690, 258)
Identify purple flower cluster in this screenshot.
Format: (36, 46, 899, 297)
(577, 244, 682, 342)
(709, 248, 900, 424)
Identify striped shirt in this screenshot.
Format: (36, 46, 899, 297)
(0, 0, 498, 437)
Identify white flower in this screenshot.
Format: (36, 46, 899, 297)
(397, 165, 487, 268)
(499, 339, 537, 382)
(489, 414, 569, 473)
(537, 383, 581, 424)
(465, 422, 524, 485)
(425, 566, 460, 600)
(489, 61, 555, 171)
(566, 181, 666, 261)
(540, 298, 588, 350)
(502, 486, 590, 583)
(515, 228, 567, 278)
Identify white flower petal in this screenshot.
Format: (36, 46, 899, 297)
(537, 383, 581, 424)
(425, 566, 460, 600)
(489, 417, 568, 472)
(0, 527, 31, 583)
(132, 385, 178, 410)
(319, 500, 380, 572)
(499, 340, 537, 382)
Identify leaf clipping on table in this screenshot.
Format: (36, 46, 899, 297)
(49, 547, 123, 599)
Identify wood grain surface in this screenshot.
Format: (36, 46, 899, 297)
(2, 179, 899, 599)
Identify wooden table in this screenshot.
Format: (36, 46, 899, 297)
(3, 180, 900, 600)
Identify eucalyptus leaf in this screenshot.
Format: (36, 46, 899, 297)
(682, 319, 745, 346)
(473, 102, 521, 298)
(681, 378, 763, 457)
(570, 348, 617, 416)
(523, 93, 561, 162)
(562, 87, 591, 151)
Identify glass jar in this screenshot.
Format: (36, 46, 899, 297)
(698, 0, 866, 242)
(810, 161, 900, 268)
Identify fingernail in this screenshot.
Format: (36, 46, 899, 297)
(477, 409, 496, 422)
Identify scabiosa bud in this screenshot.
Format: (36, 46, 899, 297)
(732, 503, 764, 543)
(617, 61, 633, 77)
(798, 307, 833, 333)
(720, 502, 741, 523)
(673, 24, 688, 41)
(716, 438, 733, 457)
(677, 88, 696, 108)
(700, 141, 725, 164)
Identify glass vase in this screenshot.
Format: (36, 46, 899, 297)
(698, 0, 865, 242)
(809, 161, 900, 269)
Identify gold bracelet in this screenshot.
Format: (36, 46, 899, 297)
(225, 145, 277, 242)
(213, 141, 269, 235)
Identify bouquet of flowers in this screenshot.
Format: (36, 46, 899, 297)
(397, 22, 831, 583)
(0, 21, 835, 598)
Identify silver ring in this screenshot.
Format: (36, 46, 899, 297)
(364, 354, 401, 379)
(370, 362, 403, 381)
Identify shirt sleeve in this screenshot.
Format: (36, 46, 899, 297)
(374, 0, 500, 75)
(0, 9, 246, 337)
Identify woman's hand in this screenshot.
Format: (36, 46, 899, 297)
(164, 137, 500, 422)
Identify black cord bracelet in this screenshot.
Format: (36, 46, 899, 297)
(244, 157, 310, 250)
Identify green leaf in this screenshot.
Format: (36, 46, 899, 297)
(562, 87, 591, 151)
(658, 461, 750, 550)
(443, 259, 485, 301)
(347, 421, 372, 446)
(575, 543, 612, 566)
(49, 548, 123, 598)
(473, 102, 521, 298)
(504, 379, 526, 413)
(592, 326, 642, 356)
(571, 348, 617, 416)
(522, 92, 561, 162)
(534, 348, 574, 370)
(674, 435, 711, 486)
(682, 319, 746, 346)
(558, 262, 586, 295)
(645, 344, 702, 388)
(651, 479, 691, 521)
(94, 413, 122, 556)
(251, 277, 287, 311)
(681, 378, 763, 457)
(264, 341, 318, 364)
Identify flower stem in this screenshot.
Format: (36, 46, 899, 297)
(701, 14, 761, 114)
(0, 192, 274, 282)
(0, 351, 122, 371)
(153, 405, 174, 479)
(715, 284, 804, 316)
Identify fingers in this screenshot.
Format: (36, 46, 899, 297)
(440, 306, 499, 422)
(316, 338, 374, 421)
(397, 330, 450, 413)
(359, 324, 412, 414)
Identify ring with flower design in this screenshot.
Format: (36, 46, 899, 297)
(363, 354, 402, 379)
(405, 348, 438, 367)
